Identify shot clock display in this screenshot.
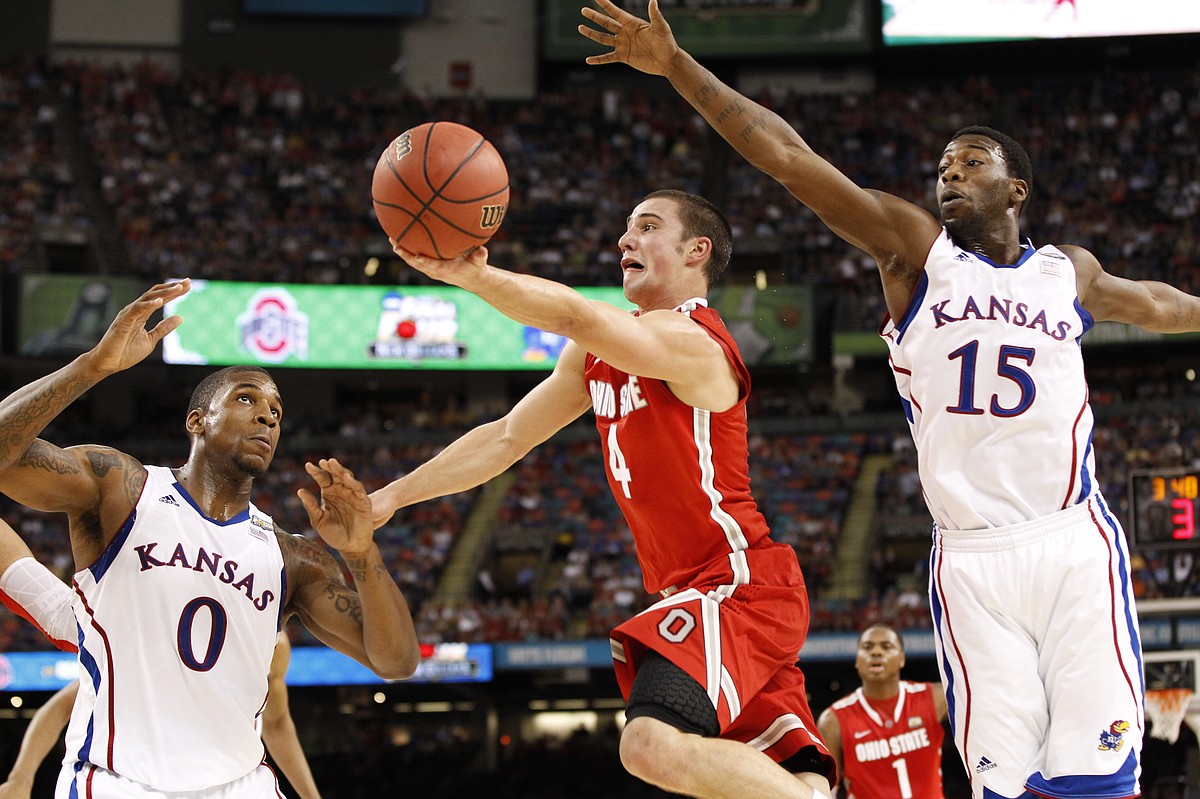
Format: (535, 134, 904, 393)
(1129, 469, 1200, 547)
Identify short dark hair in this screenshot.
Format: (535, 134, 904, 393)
(951, 125, 1034, 214)
(188, 366, 274, 418)
(861, 623, 905, 652)
(643, 189, 733, 288)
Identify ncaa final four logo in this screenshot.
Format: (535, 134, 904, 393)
(237, 288, 310, 364)
(368, 291, 467, 362)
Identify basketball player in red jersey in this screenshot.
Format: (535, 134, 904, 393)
(374, 189, 836, 799)
(818, 625, 948, 799)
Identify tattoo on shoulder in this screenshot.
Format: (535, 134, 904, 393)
(18, 440, 82, 475)
(81, 448, 144, 505)
(276, 527, 332, 569)
(86, 448, 126, 478)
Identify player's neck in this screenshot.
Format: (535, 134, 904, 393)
(173, 464, 254, 522)
(950, 226, 1023, 266)
(861, 681, 901, 703)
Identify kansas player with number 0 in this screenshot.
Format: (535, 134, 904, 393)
(0, 279, 420, 798)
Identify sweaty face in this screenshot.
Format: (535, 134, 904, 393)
(935, 135, 1018, 238)
(616, 197, 693, 309)
(198, 372, 283, 478)
(855, 627, 905, 684)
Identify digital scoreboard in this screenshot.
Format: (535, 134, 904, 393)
(1129, 469, 1200, 547)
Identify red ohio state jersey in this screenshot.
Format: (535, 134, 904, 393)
(584, 299, 770, 594)
(832, 681, 945, 799)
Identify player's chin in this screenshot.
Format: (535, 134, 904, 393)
(237, 455, 272, 479)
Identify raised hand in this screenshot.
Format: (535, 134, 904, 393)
(579, 0, 680, 76)
(298, 458, 375, 557)
(87, 280, 190, 376)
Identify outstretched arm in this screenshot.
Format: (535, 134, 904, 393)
(262, 633, 321, 799)
(370, 343, 591, 527)
(578, 0, 939, 303)
(393, 244, 734, 391)
(291, 459, 419, 681)
(0, 681, 78, 799)
(1071, 245, 1200, 333)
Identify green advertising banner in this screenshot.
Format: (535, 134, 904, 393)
(161, 280, 815, 371)
(162, 280, 633, 370)
(550, 0, 870, 60)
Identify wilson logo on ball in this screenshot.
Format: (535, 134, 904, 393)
(392, 132, 412, 161)
(479, 204, 506, 229)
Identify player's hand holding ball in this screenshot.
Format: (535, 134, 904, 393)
(390, 239, 488, 285)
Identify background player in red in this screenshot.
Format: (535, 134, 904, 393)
(818, 625, 948, 799)
(371, 189, 835, 799)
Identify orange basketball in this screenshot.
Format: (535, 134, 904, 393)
(372, 121, 510, 259)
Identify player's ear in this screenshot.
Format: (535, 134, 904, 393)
(185, 408, 205, 436)
(1009, 177, 1029, 207)
(687, 235, 713, 265)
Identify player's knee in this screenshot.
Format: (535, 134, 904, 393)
(619, 716, 687, 783)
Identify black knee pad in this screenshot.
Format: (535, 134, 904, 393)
(625, 649, 720, 738)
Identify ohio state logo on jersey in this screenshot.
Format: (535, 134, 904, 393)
(589, 375, 648, 419)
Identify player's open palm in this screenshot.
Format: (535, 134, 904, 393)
(580, 0, 679, 76)
(299, 458, 375, 556)
(88, 280, 190, 376)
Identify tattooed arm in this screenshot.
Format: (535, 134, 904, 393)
(0, 282, 187, 558)
(0, 444, 146, 568)
(285, 459, 419, 680)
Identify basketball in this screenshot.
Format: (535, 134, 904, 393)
(372, 121, 510, 259)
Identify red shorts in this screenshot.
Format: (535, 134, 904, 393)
(610, 541, 831, 771)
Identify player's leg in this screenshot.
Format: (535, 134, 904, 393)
(619, 651, 830, 799)
(931, 534, 1050, 799)
(1030, 501, 1143, 798)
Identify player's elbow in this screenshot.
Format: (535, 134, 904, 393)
(752, 136, 813, 180)
(374, 648, 421, 681)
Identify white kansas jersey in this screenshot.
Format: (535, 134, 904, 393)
(880, 230, 1096, 531)
(66, 465, 286, 792)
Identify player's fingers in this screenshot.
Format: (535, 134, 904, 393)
(328, 461, 358, 484)
(648, 0, 664, 24)
(577, 24, 614, 45)
(580, 7, 619, 31)
(147, 314, 184, 343)
(585, 53, 619, 65)
(590, 0, 626, 19)
(296, 488, 318, 515)
(135, 280, 190, 310)
(304, 461, 332, 485)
